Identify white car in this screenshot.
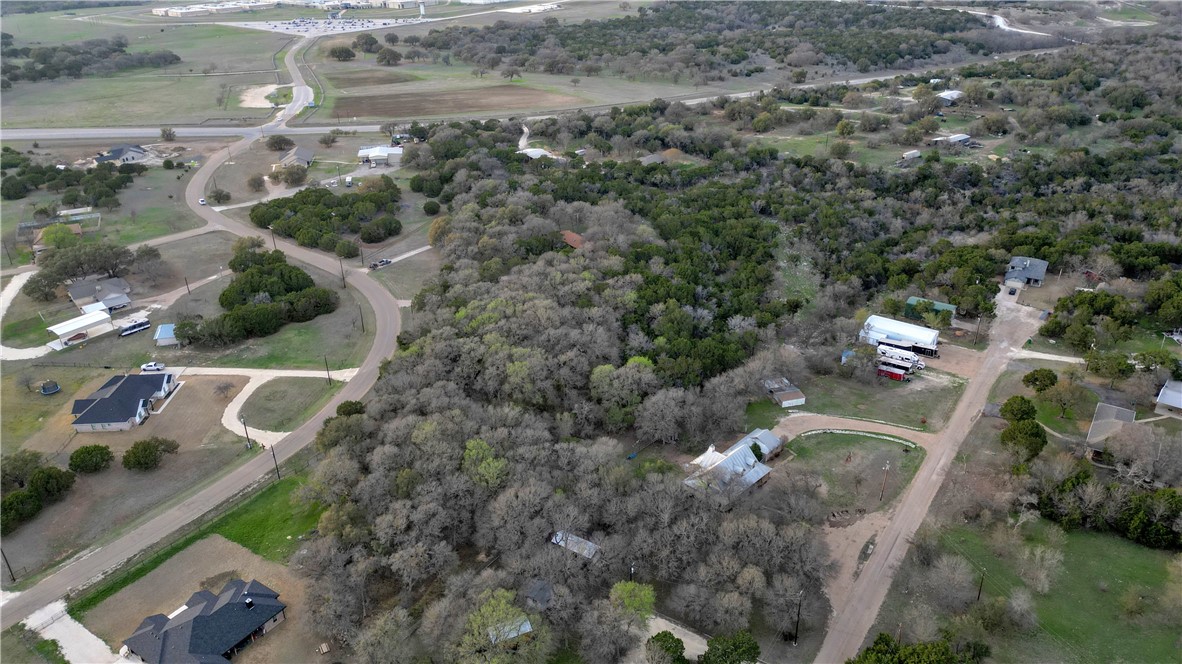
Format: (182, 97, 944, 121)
(198, 198, 207, 206)
(141, 362, 166, 372)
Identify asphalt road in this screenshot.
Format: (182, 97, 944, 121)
(813, 292, 1044, 662)
(0, 37, 401, 631)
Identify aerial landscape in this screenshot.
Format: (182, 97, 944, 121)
(1, 0, 1180, 662)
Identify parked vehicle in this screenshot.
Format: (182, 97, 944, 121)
(877, 365, 911, 382)
(1008, 287, 1017, 295)
(199, 198, 207, 206)
(876, 345, 925, 370)
(120, 319, 151, 336)
(141, 362, 166, 372)
(345, 176, 353, 187)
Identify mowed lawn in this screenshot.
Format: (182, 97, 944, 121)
(778, 432, 924, 512)
(795, 370, 966, 431)
(239, 377, 342, 432)
(941, 526, 1179, 663)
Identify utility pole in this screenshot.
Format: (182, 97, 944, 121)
(270, 444, 281, 481)
(792, 589, 804, 646)
(324, 355, 332, 385)
(183, 277, 191, 295)
(2, 548, 16, 583)
(338, 256, 346, 289)
(976, 570, 985, 602)
(240, 415, 252, 449)
(879, 460, 891, 501)
(268, 225, 277, 250)
(358, 303, 365, 333)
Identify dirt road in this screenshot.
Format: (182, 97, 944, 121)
(814, 292, 1043, 663)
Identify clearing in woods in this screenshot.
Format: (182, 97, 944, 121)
(332, 85, 585, 119)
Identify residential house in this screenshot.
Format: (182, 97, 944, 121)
(357, 145, 403, 165)
(763, 377, 805, 408)
(67, 277, 132, 312)
(96, 144, 147, 164)
(1156, 380, 1182, 418)
(274, 146, 315, 171)
(123, 579, 286, 664)
(1005, 256, 1049, 288)
(154, 323, 179, 347)
(684, 429, 783, 504)
(71, 373, 175, 432)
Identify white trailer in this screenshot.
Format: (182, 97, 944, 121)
(877, 345, 925, 369)
(860, 315, 940, 357)
(879, 356, 920, 374)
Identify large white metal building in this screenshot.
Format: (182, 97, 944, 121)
(859, 315, 940, 357)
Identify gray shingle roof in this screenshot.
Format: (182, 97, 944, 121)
(66, 277, 131, 304)
(1006, 256, 1048, 284)
(123, 579, 285, 664)
(72, 374, 171, 426)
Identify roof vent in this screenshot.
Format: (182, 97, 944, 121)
(245, 597, 254, 609)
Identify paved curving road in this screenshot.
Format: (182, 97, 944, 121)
(813, 292, 1043, 663)
(0, 37, 401, 632)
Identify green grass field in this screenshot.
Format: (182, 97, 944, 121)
(798, 370, 966, 431)
(239, 377, 342, 432)
(745, 400, 787, 430)
(1034, 388, 1098, 437)
(940, 525, 1178, 663)
(68, 473, 323, 619)
(0, 13, 290, 127)
(0, 627, 67, 664)
(786, 432, 925, 510)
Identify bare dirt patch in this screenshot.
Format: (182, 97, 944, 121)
(84, 535, 326, 662)
(239, 84, 286, 108)
(333, 84, 584, 118)
(325, 69, 419, 88)
(2, 376, 250, 577)
(924, 344, 985, 379)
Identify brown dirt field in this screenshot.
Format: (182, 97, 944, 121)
(924, 344, 985, 379)
(23, 375, 247, 457)
(2, 377, 251, 577)
(84, 535, 327, 663)
(325, 69, 419, 88)
(333, 85, 585, 118)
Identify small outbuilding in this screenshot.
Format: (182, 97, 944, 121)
(154, 323, 179, 347)
(763, 377, 805, 408)
(904, 296, 957, 320)
(937, 90, 965, 106)
(550, 531, 600, 560)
